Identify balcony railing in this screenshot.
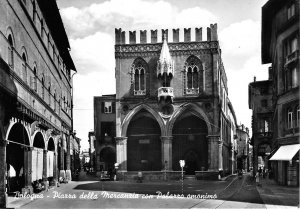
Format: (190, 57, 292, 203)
(134, 90, 146, 96)
(185, 88, 199, 95)
(285, 50, 299, 66)
(158, 87, 174, 98)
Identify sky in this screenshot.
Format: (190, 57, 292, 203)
(57, 0, 270, 150)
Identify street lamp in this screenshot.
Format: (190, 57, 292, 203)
(179, 160, 185, 195)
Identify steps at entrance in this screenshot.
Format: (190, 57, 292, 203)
(184, 175, 196, 180)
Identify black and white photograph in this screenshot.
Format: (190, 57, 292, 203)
(0, 0, 299, 208)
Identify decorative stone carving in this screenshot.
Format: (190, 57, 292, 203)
(115, 41, 219, 58)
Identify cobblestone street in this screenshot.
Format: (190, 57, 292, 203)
(7, 172, 299, 208)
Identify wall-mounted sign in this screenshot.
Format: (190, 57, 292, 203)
(139, 139, 150, 144)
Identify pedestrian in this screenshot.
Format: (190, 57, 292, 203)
(137, 171, 143, 183)
(258, 167, 262, 176)
(255, 171, 260, 186)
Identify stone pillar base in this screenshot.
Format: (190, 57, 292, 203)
(0, 193, 7, 208)
(42, 178, 49, 190)
(49, 178, 57, 187)
(96, 171, 102, 177)
(65, 170, 72, 181)
(59, 170, 66, 179)
(22, 185, 33, 194)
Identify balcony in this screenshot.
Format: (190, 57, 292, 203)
(285, 50, 299, 67)
(158, 87, 174, 101)
(134, 90, 146, 96)
(185, 88, 199, 95)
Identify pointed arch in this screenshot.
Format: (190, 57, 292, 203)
(167, 103, 212, 136)
(121, 104, 166, 137)
(33, 131, 45, 149)
(6, 27, 15, 47)
(47, 137, 55, 151)
(6, 27, 15, 68)
(21, 47, 28, 84)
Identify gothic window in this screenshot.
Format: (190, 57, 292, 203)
(8, 34, 14, 68)
(32, 1, 36, 23)
(33, 66, 37, 92)
(287, 108, 293, 129)
(41, 77, 45, 99)
(22, 52, 27, 84)
(48, 84, 51, 105)
(131, 58, 147, 96)
(54, 91, 56, 112)
(41, 19, 44, 39)
(184, 55, 204, 95)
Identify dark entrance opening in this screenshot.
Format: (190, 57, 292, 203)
(184, 150, 198, 175)
(100, 147, 116, 171)
(127, 109, 161, 171)
(6, 123, 30, 194)
(172, 112, 208, 174)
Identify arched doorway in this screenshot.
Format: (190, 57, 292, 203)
(47, 138, 55, 184)
(172, 112, 208, 174)
(100, 147, 115, 171)
(6, 123, 30, 194)
(32, 132, 45, 183)
(127, 109, 161, 171)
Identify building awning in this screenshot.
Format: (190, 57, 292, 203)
(270, 144, 300, 161)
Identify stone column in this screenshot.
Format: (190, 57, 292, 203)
(0, 138, 7, 208)
(253, 144, 258, 175)
(207, 135, 220, 171)
(231, 143, 234, 174)
(24, 147, 33, 194)
(218, 140, 223, 171)
(59, 139, 65, 180)
(115, 137, 127, 171)
(161, 136, 172, 171)
(65, 136, 71, 181)
(52, 151, 57, 186)
(42, 150, 48, 190)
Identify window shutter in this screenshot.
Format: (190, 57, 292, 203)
(101, 102, 104, 113)
(112, 102, 116, 113)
